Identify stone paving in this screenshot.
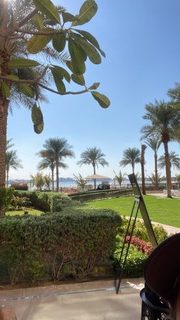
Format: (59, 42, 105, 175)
(0, 278, 144, 320)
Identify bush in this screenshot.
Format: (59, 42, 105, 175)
(0, 188, 14, 213)
(113, 244, 147, 278)
(119, 217, 168, 244)
(13, 191, 73, 212)
(0, 208, 121, 284)
(11, 183, 28, 190)
(69, 188, 133, 202)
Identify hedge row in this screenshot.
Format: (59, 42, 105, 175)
(0, 208, 121, 285)
(13, 191, 73, 212)
(69, 188, 133, 202)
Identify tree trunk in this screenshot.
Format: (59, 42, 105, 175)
(0, 95, 8, 216)
(132, 162, 135, 174)
(141, 144, 146, 195)
(93, 163, 96, 190)
(56, 162, 59, 192)
(163, 142, 172, 198)
(6, 167, 9, 188)
(51, 167, 55, 191)
(154, 151, 158, 189)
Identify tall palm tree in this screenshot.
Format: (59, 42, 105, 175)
(39, 138, 74, 192)
(141, 100, 180, 197)
(38, 155, 55, 191)
(5, 150, 23, 187)
(120, 148, 140, 174)
(144, 134, 161, 189)
(77, 147, 109, 189)
(158, 152, 180, 171)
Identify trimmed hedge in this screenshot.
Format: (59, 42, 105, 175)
(13, 191, 73, 212)
(69, 188, 133, 202)
(0, 208, 121, 285)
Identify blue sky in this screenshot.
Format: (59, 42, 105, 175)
(8, 0, 180, 180)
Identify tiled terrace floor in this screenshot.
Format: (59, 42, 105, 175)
(0, 278, 144, 320)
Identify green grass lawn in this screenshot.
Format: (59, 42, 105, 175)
(6, 208, 43, 216)
(84, 195, 180, 228)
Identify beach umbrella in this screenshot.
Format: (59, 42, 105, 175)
(85, 174, 110, 189)
(85, 174, 110, 180)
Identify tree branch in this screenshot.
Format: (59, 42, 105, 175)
(17, 9, 38, 29)
(0, 66, 49, 84)
(39, 83, 89, 95)
(17, 29, 65, 36)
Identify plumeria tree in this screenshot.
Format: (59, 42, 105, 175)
(0, 0, 110, 215)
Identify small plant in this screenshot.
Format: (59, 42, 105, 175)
(73, 173, 88, 191)
(125, 235, 153, 255)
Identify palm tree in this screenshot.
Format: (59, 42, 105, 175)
(141, 101, 180, 197)
(77, 147, 109, 189)
(148, 173, 164, 188)
(120, 148, 140, 174)
(144, 134, 161, 189)
(38, 155, 55, 191)
(39, 138, 74, 192)
(73, 173, 87, 191)
(5, 142, 23, 187)
(158, 152, 180, 171)
(113, 170, 126, 188)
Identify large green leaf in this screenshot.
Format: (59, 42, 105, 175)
(68, 39, 86, 75)
(31, 104, 43, 125)
(62, 11, 76, 23)
(32, 13, 44, 30)
(18, 84, 35, 98)
(51, 65, 70, 82)
(50, 68, 66, 93)
(8, 58, 40, 68)
(34, 123, 44, 134)
(52, 33, 66, 52)
(1, 82, 10, 98)
(73, 0, 98, 26)
(91, 91, 110, 108)
(75, 29, 105, 57)
(33, 0, 60, 23)
(73, 35, 101, 64)
(27, 33, 52, 54)
(88, 82, 100, 90)
(6, 75, 19, 81)
(71, 74, 85, 86)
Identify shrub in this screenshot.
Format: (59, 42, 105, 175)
(113, 245, 147, 277)
(119, 217, 168, 244)
(11, 183, 28, 191)
(69, 189, 133, 202)
(125, 235, 153, 255)
(10, 195, 31, 210)
(13, 191, 73, 212)
(0, 188, 14, 213)
(0, 208, 121, 284)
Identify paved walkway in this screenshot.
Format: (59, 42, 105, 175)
(0, 279, 144, 320)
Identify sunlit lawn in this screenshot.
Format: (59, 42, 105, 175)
(6, 208, 43, 216)
(84, 195, 180, 228)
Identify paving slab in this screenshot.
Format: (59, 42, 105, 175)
(0, 279, 144, 320)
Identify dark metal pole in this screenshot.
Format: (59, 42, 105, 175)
(141, 144, 147, 195)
